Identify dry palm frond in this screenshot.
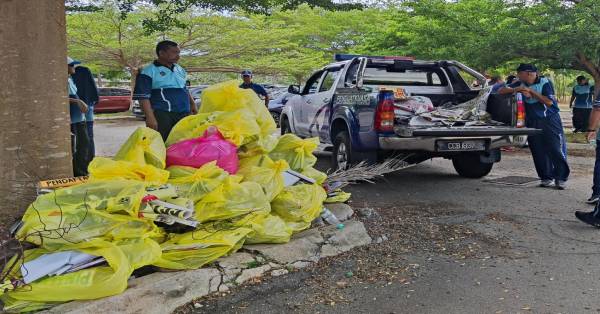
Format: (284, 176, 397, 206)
(324, 158, 413, 189)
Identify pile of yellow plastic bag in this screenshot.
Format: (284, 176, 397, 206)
(0, 80, 346, 312)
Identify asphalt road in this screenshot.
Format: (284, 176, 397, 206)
(95, 117, 600, 314)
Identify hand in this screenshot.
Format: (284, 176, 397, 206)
(514, 86, 530, 93)
(77, 100, 88, 114)
(146, 115, 158, 130)
(588, 130, 597, 142)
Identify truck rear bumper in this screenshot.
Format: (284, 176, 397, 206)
(379, 134, 529, 152)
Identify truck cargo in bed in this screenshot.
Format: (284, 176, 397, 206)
(280, 54, 540, 178)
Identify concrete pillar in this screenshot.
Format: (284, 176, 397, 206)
(0, 0, 71, 228)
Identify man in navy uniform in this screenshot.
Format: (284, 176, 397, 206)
(575, 98, 600, 226)
(569, 75, 594, 133)
(67, 57, 90, 176)
(499, 63, 570, 189)
(134, 40, 196, 141)
(71, 62, 99, 163)
(239, 70, 269, 107)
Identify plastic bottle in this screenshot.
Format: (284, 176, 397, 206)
(321, 208, 344, 230)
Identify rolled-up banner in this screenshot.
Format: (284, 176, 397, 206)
(140, 200, 193, 219)
(155, 214, 199, 228)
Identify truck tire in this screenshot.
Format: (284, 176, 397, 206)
(332, 131, 355, 170)
(452, 153, 494, 178)
(280, 117, 291, 135)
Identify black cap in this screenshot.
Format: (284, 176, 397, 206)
(516, 63, 538, 72)
(241, 70, 252, 76)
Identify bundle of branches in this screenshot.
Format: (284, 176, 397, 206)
(324, 158, 412, 189)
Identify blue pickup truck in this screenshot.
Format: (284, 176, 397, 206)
(280, 55, 540, 178)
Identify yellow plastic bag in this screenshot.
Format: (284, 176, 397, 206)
(164, 112, 216, 146)
(230, 212, 292, 244)
(325, 190, 352, 203)
(194, 176, 270, 223)
(238, 134, 279, 158)
(200, 81, 276, 137)
(238, 155, 289, 201)
(89, 157, 170, 184)
(167, 162, 230, 202)
(269, 134, 319, 171)
(271, 184, 327, 229)
(301, 166, 328, 185)
(2, 238, 160, 306)
(16, 180, 163, 247)
(115, 127, 166, 169)
(166, 110, 261, 147)
(153, 227, 252, 270)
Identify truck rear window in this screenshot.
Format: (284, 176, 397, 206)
(363, 67, 447, 86)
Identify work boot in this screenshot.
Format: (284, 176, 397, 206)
(575, 203, 600, 228)
(555, 180, 566, 190)
(539, 179, 553, 188)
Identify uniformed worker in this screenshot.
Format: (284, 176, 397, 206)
(67, 57, 90, 177)
(499, 63, 570, 189)
(570, 75, 594, 133)
(239, 70, 269, 107)
(134, 40, 196, 141)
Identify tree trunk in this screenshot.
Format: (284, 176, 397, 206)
(0, 0, 71, 228)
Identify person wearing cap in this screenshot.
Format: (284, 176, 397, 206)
(67, 57, 91, 176)
(575, 98, 600, 226)
(71, 61, 99, 164)
(499, 63, 570, 189)
(133, 40, 196, 141)
(569, 75, 594, 133)
(239, 70, 269, 107)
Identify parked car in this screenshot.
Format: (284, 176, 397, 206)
(280, 54, 541, 177)
(94, 88, 132, 113)
(268, 92, 292, 127)
(132, 85, 208, 119)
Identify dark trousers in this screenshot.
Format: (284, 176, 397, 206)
(572, 107, 592, 132)
(526, 114, 570, 182)
(71, 122, 90, 177)
(86, 121, 95, 162)
(593, 141, 600, 196)
(154, 110, 188, 141)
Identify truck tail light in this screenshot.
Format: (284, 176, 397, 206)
(375, 91, 395, 132)
(515, 92, 526, 128)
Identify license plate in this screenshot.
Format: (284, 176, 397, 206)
(437, 140, 486, 152)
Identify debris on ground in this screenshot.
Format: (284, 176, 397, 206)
(0, 81, 367, 313)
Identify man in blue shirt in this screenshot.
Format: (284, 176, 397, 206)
(239, 70, 269, 107)
(575, 98, 600, 226)
(569, 75, 594, 133)
(134, 40, 196, 141)
(72, 63, 99, 164)
(68, 57, 90, 176)
(499, 63, 570, 189)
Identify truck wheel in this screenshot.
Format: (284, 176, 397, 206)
(332, 131, 355, 170)
(280, 117, 291, 135)
(452, 153, 494, 178)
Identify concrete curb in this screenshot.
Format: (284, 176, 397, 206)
(43, 204, 370, 314)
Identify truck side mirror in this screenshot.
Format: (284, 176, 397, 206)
(288, 85, 301, 94)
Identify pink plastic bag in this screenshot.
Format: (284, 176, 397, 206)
(166, 127, 239, 174)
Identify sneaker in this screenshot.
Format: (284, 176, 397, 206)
(575, 211, 600, 228)
(586, 195, 600, 204)
(539, 180, 553, 187)
(555, 180, 567, 190)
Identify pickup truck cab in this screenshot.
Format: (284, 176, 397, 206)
(280, 54, 540, 178)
